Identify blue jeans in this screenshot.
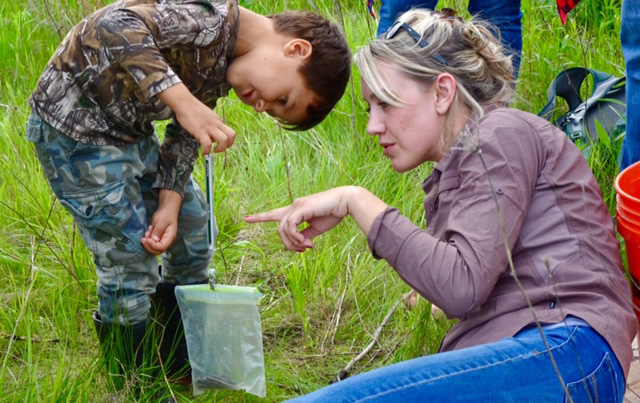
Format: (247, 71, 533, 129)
(620, 0, 640, 170)
(26, 112, 214, 325)
(376, 0, 522, 76)
(285, 324, 624, 402)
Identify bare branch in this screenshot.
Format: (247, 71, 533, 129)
(331, 292, 412, 383)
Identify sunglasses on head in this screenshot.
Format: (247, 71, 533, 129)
(383, 21, 448, 65)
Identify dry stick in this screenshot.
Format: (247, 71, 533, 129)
(549, 182, 614, 403)
(279, 126, 294, 204)
(235, 255, 246, 286)
(476, 149, 574, 403)
(540, 255, 594, 403)
(332, 292, 411, 383)
(321, 259, 349, 353)
(2, 237, 38, 378)
(0, 200, 85, 290)
(331, 0, 358, 145)
(330, 286, 347, 346)
(155, 346, 177, 402)
(1, 333, 59, 343)
(70, 223, 77, 281)
(325, 252, 352, 351)
(330, 260, 350, 347)
(41, 0, 65, 41)
(348, 264, 366, 327)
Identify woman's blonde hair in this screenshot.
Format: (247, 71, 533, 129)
(354, 8, 515, 152)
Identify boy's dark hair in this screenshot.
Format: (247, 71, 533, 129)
(269, 11, 351, 131)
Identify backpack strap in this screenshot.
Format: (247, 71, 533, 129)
(539, 67, 591, 121)
(565, 73, 625, 142)
(538, 67, 624, 142)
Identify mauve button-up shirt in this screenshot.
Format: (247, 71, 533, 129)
(368, 106, 637, 377)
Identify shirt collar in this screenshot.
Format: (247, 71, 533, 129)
(421, 104, 502, 195)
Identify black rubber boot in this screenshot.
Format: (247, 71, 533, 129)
(93, 311, 177, 403)
(150, 280, 207, 384)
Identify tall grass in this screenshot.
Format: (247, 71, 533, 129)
(0, 0, 625, 402)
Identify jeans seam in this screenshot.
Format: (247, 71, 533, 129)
(355, 326, 581, 403)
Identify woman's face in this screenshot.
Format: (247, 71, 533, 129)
(361, 64, 447, 172)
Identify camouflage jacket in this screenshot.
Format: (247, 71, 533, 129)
(29, 0, 239, 195)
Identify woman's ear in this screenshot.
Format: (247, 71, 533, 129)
(283, 39, 313, 60)
(434, 73, 457, 115)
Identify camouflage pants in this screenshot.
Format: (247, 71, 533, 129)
(26, 112, 215, 324)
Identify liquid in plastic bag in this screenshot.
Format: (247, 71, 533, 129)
(175, 284, 266, 397)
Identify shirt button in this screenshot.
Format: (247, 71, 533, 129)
(496, 188, 504, 195)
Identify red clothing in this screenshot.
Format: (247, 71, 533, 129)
(557, 0, 582, 24)
(368, 107, 636, 377)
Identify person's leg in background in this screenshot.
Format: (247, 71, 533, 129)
(376, 0, 438, 36)
(468, 0, 523, 77)
(620, 0, 640, 170)
(375, 0, 522, 77)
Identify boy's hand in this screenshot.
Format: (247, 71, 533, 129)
(158, 83, 236, 155)
(175, 101, 236, 156)
(141, 189, 182, 255)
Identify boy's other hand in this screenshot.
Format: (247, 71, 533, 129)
(141, 189, 181, 255)
(142, 212, 178, 255)
(159, 83, 237, 155)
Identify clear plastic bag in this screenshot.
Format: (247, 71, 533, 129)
(175, 284, 266, 397)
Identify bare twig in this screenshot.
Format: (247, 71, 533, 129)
(330, 0, 358, 140)
(331, 292, 412, 383)
(330, 282, 348, 347)
(2, 237, 38, 378)
(41, 0, 65, 41)
(217, 238, 229, 275)
(235, 255, 245, 286)
(70, 223, 77, 280)
(154, 337, 177, 403)
(279, 126, 294, 204)
(0, 333, 59, 343)
(348, 262, 365, 327)
(320, 260, 349, 353)
(0, 103, 18, 111)
(476, 149, 574, 403)
(0, 200, 87, 292)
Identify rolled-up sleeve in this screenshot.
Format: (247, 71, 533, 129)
(155, 120, 200, 194)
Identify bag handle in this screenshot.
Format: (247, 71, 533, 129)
(538, 67, 625, 143)
(538, 67, 617, 121)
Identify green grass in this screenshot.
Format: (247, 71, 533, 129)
(0, 0, 626, 401)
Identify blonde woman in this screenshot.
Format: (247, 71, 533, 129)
(247, 9, 636, 402)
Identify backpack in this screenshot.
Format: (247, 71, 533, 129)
(538, 67, 626, 153)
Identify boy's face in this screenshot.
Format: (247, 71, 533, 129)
(226, 39, 316, 125)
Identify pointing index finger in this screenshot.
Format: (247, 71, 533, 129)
(244, 206, 289, 223)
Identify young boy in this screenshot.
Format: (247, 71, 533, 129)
(26, 0, 350, 399)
